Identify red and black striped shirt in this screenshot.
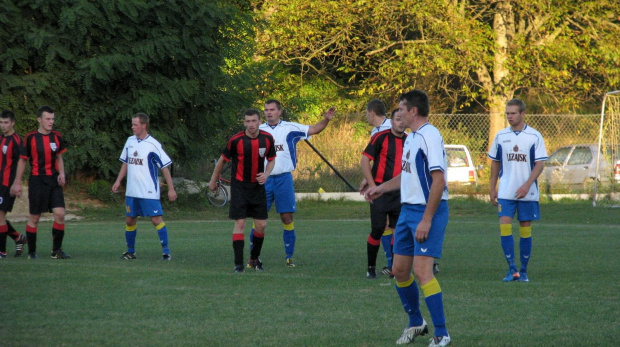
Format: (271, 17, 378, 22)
(363, 129, 407, 184)
(20, 130, 67, 177)
(0, 133, 23, 187)
(222, 130, 276, 183)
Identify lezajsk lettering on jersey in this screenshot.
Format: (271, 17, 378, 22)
(275, 144, 284, 152)
(401, 150, 412, 173)
(507, 145, 527, 162)
(128, 151, 144, 165)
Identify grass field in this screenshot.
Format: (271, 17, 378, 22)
(1, 198, 618, 346)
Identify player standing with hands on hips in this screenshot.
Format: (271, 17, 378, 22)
(365, 90, 451, 346)
(112, 113, 177, 261)
(488, 99, 547, 282)
(11, 106, 70, 260)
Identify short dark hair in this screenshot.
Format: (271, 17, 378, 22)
(244, 108, 261, 119)
(366, 99, 386, 117)
(398, 90, 429, 117)
(37, 105, 54, 118)
(264, 99, 282, 109)
(506, 99, 526, 113)
(0, 110, 16, 121)
(391, 109, 399, 118)
(132, 113, 150, 126)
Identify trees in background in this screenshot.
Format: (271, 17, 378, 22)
(255, 0, 620, 145)
(0, 0, 258, 178)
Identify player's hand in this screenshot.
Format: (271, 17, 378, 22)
(208, 180, 217, 192)
(10, 183, 22, 198)
(112, 181, 120, 193)
(324, 106, 336, 120)
(57, 174, 66, 187)
(364, 185, 383, 203)
(414, 220, 431, 243)
(489, 189, 498, 206)
(359, 178, 368, 195)
(168, 188, 177, 202)
(515, 183, 530, 199)
(256, 172, 268, 185)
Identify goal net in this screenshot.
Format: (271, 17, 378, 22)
(593, 91, 620, 207)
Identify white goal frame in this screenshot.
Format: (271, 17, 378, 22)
(593, 90, 620, 207)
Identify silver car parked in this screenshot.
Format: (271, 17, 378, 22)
(542, 144, 620, 188)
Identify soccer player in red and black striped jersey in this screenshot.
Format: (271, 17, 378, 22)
(360, 109, 407, 279)
(0, 110, 27, 258)
(11, 106, 70, 260)
(209, 109, 276, 273)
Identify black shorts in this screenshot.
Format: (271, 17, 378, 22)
(370, 189, 401, 229)
(28, 175, 65, 215)
(229, 181, 268, 220)
(0, 185, 16, 212)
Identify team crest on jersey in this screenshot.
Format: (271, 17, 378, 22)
(259, 147, 266, 157)
(50, 142, 57, 152)
(2, 145, 6, 155)
(513, 145, 519, 152)
(134, 151, 138, 157)
(129, 151, 144, 165)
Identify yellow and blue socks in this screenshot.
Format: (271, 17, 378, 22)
(395, 276, 424, 327)
(381, 228, 393, 268)
(519, 226, 532, 272)
(500, 224, 517, 271)
(422, 277, 448, 337)
(283, 222, 295, 259)
(155, 222, 170, 255)
(125, 224, 137, 253)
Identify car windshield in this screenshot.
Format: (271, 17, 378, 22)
(445, 148, 469, 167)
(548, 147, 571, 166)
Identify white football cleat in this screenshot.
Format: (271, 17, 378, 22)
(396, 319, 428, 344)
(428, 335, 451, 347)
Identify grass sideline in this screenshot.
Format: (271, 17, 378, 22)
(1, 198, 618, 346)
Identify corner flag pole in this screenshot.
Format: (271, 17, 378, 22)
(303, 139, 357, 192)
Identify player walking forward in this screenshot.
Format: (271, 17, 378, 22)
(113, 113, 177, 260)
(360, 108, 407, 279)
(366, 90, 451, 346)
(11, 106, 70, 259)
(0, 110, 27, 258)
(250, 99, 336, 267)
(210, 109, 276, 272)
(488, 99, 547, 282)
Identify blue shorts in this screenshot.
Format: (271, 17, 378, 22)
(393, 201, 449, 259)
(265, 172, 296, 214)
(125, 197, 164, 217)
(497, 199, 540, 221)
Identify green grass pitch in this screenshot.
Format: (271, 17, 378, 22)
(1, 198, 618, 346)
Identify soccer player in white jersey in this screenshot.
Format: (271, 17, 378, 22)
(365, 90, 451, 347)
(112, 113, 177, 261)
(488, 99, 547, 283)
(250, 99, 335, 267)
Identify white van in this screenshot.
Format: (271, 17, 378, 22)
(444, 144, 478, 185)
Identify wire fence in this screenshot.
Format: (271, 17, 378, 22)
(291, 113, 602, 193)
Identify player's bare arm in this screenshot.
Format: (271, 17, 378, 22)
(162, 166, 177, 202)
(256, 158, 275, 185)
(489, 160, 500, 206)
(57, 153, 66, 187)
(10, 158, 27, 197)
(515, 160, 545, 199)
(307, 106, 336, 135)
(364, 174, 401, 202)
(208, 155, 227, 192)
(359, 155, 375, 194)
(415, 169, 445, 243)
(112, 163, 128, 193)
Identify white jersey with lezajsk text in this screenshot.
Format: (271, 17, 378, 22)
(259, 120, 310, 175)
(119, 134, 172, 200)
(400, 123, 449, 205)
(371, 118, 392, 136)
(488, 125, 547, 202)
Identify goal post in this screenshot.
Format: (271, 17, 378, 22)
(593, 90, 620, 207)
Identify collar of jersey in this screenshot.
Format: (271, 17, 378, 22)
(267, 120, 282, 129)
(510, 124, 527, 135)
(136, 134, 150, 143)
